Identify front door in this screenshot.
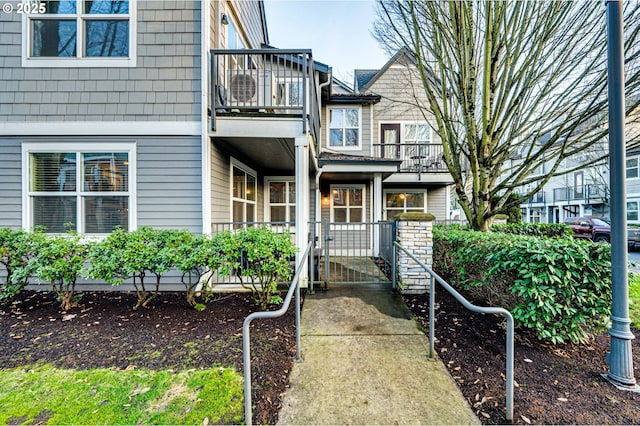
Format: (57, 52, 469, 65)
(380, 124, 400, 159)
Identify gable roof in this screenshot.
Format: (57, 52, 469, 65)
(353, 69, 377, 92)
(355, 48, 416, 93)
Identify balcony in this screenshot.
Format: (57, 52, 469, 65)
(553, 184, 607, 203)
(371, 143, 447, 173)
(210, 49, 322, 143)
(527, 191, 546, 204)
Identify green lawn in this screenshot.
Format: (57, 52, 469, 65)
(0, 364, 244, 425)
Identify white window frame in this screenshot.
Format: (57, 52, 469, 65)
(276, 78, 305, 108)
(230, 158, 257, 223)
(22, 0, 137, 68)
(627, 156, 640, 180)
(379, 120, 433, 162)
(383, 189, 427, 220)
(327, 106, 362, 150)
(264, 176, 295, 223)
(329, 184, 366, 224)
(21, 141, 137, 234)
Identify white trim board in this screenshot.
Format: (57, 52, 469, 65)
(1, 121, 201, 136)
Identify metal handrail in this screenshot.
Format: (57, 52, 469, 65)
(242, 241, 311, 426)
(393, 241, 514, 421)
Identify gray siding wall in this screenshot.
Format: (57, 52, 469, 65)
(0, 1, 201, 122)
(0, 137, 202, 233)
(137, 136, 202, 232)
(368, 64, 441, 148)
(210, 142, 231, 223)
(227, 0, 267, 48)
(210, 142, 268, 226)
(628, 178, 640, 196)
(427, 186, 448, 221)
(0, 139, 22, 228)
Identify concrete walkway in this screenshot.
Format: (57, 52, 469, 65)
(277, 284, 480, 425)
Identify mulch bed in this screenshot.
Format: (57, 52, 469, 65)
(404, 290, 640, 425)
(0, 290, 299, 425)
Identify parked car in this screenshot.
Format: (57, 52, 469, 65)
(593, 216, 640, 250)
(563, 216, 611, 243)
(563, 216, 640, 249)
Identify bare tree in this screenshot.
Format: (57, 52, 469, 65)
(374, 0, 640, 231)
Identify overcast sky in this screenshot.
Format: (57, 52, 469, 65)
(263, 0, 390, 86)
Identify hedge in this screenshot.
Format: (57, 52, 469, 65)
(490, 222, 574, 238)
(1, 226, 296, 312)
(434, 227, 611, 344)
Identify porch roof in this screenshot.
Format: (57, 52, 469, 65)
(318, 151, 400, 176)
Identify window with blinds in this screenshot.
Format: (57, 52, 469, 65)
(28, 151, 130, 233)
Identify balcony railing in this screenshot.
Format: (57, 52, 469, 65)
(553, 184, 607, 203)
(372, 143, 447, 173)
(210, 49, 320, 142)
(527, 191, 546, 204)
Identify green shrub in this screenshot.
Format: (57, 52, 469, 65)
(491, 222, 573, 238)
(0, 228, 41, 307)
(214, 227, 297, 310)
(86, 227, 183, 310)
(28, 231, 89, 311)
(434, 228, 611, 344)
(170, 232, 222, 308)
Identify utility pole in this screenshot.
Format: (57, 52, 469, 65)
(605, 0, 638, 391)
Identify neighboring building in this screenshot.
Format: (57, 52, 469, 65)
(0, 1, 453, 287)
(519, 116, 640, 225)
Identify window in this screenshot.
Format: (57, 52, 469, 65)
(628, 201, 639, 222)
(227, 18, 245, 50)
(331, 185, 364, 223)
(24, 144, 134, 234)
(627, 157, 640, 179)
(403, 123, 431, 158)
(384, 191, 426, 219)
(276, 80, 303, 108)
(23, 0, 135, 67)
(267, 180, 295, 223)
(529, 208, 543, 223)
(231, 161, 256, 223)
(329, 108, 360, 148)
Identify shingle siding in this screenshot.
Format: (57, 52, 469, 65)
(0, 1, 201, 123)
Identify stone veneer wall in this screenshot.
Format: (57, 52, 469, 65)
(396, 220, 432, 294)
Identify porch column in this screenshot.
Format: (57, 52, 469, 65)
(295, 135, 310, 287)
(373, 173, 382, 256)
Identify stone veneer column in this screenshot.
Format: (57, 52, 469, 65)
(396, 220, 433, 294)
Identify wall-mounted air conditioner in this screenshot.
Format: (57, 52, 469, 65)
(227, 70, 276, 107)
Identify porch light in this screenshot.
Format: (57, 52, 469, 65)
(221, 13, 229, 25)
